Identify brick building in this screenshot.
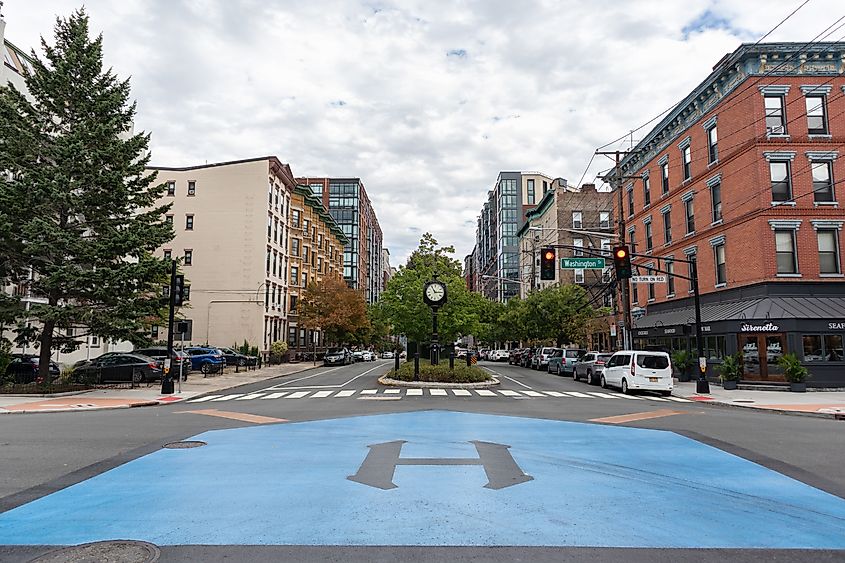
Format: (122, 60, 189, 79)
(615, 42, 845, 386)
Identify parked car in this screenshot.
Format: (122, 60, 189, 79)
(573, 352, 614, 385)
(555, 348, 587, 377)
(72, 353, 162, 384)
(479, 349, 490, 361)
(4, 354, 61, 384)
(325, 347, 353, 366)
(217, 347, 256, 367)
(133, 347, 192, 377)
(532, 347, 561, 370)
(490, 349, 509, 362)
(352, 350, 366, 362)
(183, 347, 226, 374)
(520, 347, 537, 368)
(381, 351, 395, 359)
(508, 348, 523, 365)
(362, 351, 376, 361)
(601, 350, 673, 395)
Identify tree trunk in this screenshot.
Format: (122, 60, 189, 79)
(38, 319, 55, 385)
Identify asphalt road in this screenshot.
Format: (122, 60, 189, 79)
(1, 359, 844, 562)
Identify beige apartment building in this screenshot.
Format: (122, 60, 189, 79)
(287, 184, 347, 350)
(148, 157, 299, 351)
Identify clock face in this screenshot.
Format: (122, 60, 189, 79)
(425, 283, 446, 303)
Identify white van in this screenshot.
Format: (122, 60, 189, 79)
(600, 350, 673, 396)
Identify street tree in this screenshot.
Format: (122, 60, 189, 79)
(380, 233, 480, 344)
(297, 276, 369, 346)
(0, 9, 173, 378)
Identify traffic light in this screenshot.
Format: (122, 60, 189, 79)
(540, 248, 556, 280)
(173, 274, 185, 306)
(612, 246, 632, 279)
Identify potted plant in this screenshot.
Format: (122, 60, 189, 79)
(671, 350, 694, 382)
(717, 353, 742, 390)
(777, 353, 809, 392)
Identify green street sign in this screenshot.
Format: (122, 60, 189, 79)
(561, 257, 605, 269)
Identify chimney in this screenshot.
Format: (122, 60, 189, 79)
(581, 183, 596, 192)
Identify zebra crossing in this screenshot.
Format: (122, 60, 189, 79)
(186, 388, 695, 404)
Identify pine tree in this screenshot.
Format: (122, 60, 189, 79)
(0, 9, 174, 379)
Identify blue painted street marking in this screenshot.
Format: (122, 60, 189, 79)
(1, 411, 845, 548)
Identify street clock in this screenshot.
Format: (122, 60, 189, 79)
(423, 280, 447, 308)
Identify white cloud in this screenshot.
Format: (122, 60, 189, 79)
(3, 0, 842, 264)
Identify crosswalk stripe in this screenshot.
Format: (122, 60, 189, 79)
(474, 389, 496, 396)
(360, 389, 378, 395)
(211, 394, 243, 401)
(544, 391, 568, 397)
(187, 395, 222, 403)
(587, 392, 619, 399)
(666, 396, 693, 402)
(452, 389, 471, 396)
(262, 392, 289, 399)
(405, 389, 422, 396)
(499, 390, 521, 396)
(384, 389, 401, 394)
(311, 391, 333, 398)
(235, 393, 266, 401)
(521, 390, 545, 397)
(564, 391, 593, 398)
(285, 391, 311, 399)
(335, 390, 356, 397)
(647, 396, 670, 402)
(611, 393, 644, 400)
(429, 389, 447, 396)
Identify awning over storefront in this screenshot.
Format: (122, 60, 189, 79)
(633, 296, 845, 329)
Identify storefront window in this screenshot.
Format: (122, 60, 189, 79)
(802, 333, 844, 362)
(704, 335, 726, 360)
(766, 335, 785, 377)
(803, 335, 823, 362)
(825, 334, 843, 361)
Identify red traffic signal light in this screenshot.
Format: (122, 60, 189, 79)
(615, 247, 627, 259)
(540, 248, 556, 281)
(612, 245, 632, 279)
(544, 250, 555, 261)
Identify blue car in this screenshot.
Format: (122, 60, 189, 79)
(184, 347, 225, 374)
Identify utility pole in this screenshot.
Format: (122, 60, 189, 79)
(162, 260, 177, 394)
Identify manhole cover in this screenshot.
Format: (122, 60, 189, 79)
(30, 540, 159, 562)
(163, 440, 206, 449)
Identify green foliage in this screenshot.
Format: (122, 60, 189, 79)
(0, 9, 173, 378)
(392, 362, 491, 383)
(777, 352, 809, 383)
(269, 341, 288, 363)
(671, 350, 694, 372)
(717, 353, 743, 382)
(380, 234, 480, 343)
(249, 345, 259, 357)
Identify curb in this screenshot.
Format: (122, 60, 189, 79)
(378, 374, 500, 389)
(0, 400, 161, 415)
(677, 395, 845, 420)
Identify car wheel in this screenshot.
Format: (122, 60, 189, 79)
(238, 358, 246, 367)
(586, 370, 593, 385)
(132, 369, 143, 384)
(556, 364, 561, 376)
(201, 363, 211, 375)
(573, 369, 580, 382)
(622, 378, 630, 394)
(600, 375, 607, 389)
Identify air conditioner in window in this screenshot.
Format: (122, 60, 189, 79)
(767, 125, 785, 135)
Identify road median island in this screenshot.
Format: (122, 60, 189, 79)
(379, 363, 500, 389)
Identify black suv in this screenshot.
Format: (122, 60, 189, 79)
(72, 353, 163, 384)
(324, 347, 352, 366)
(4, 354, 61, 384)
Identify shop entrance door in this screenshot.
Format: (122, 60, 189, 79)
(738, 333, 786, 381)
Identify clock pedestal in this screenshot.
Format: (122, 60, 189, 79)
(430, 306, 439, 366)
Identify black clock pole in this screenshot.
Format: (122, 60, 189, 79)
(431, 306, 439, 365)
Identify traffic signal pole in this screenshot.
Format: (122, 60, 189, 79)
(691, 260, 710, 394)
(162, 260, 177, 394)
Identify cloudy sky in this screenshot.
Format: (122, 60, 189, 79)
(3, 0, 842, 265)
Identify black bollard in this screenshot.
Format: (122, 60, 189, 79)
(449, 352, 455, 370)
(394, 350, 400, 373)
(466, 352, 471, 368)
(414, 352, 420, 381)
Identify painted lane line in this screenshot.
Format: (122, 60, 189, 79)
(187, 395, 222, 403)
(543, 391, 568, 397)
(384, 389, 401, 394)
(498, 390, 522, 397)
(564, 391, 593, 398)
(610, 393, 644, 400)
(261, 392, 289, 399)
(267, 362, 390, 390)
(211, 394, 244, 401)
(429, 389, 447, 396)
(451, 389, 471, 396)
(501, 375, 533, 389)
(360, 389, 378, 395)
(587, 392, 620, 399)
(474, 390, 496, 396)
(667, 396, 693, 402)
(335, 390, 356, 398)
(178, 409, 287, 425)
(405, 389, 423, 396)
(311, 391, 334, 398)
(285, 391, 311, 399)
(645, 396, 670, 402)
(235, 393, 266, 401)
(521, 390, 546, 397)
(589, 409, 688, 424)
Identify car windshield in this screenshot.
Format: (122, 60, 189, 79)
(636, 354, 670, 369)
(327, 348, 344, 355)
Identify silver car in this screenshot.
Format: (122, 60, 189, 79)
(573, 352, 613, 385)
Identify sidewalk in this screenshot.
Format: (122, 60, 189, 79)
(673, 381, 845, 418)
(0, 362, 319, 414)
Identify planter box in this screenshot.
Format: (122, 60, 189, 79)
(789, 382, 807, 393)
(722, 380, 738, 390)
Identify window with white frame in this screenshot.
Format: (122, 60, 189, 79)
(811, 160, 835, 203)
(572, 211, 582, 229)
(600, 211, 610, 229)
(714, 242, 726, 285)
(645, 221, 653, 251)
(643, 175, 651, 207)
(574, 269, 584, 284)
(661, 160, 669, 194)
(574, 238, 583, 257)
(806, 95, 828, 135)
(770, 161, 792, 202)
(765, 95, 787, 134)
(707, 125, 718, 163)
(666, 259, 675, 296)
(817, 229, 840, 274)
(775, 230, 798, 274)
